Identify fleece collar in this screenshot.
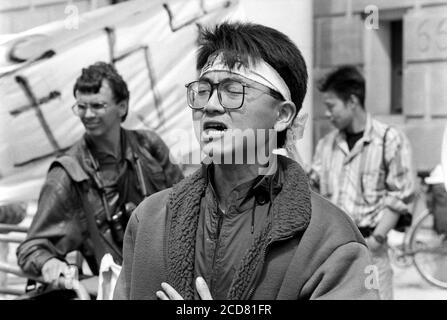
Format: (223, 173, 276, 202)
(165, 156, 311, 299)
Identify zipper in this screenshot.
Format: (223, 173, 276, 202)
(245, 196, 274, 300)
(210, 210, 224, 297)
(133, 152, 148, 197)
(246, 240, 271, 300)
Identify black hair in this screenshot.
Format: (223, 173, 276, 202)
(318, 65, 365, 108)
(73, 62, 130, 121)
(196, 22, 308, 147)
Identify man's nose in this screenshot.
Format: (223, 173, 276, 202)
(325, 110, 332, 119)
(84, 106, 95, 117)
(203, 90, 225, 113)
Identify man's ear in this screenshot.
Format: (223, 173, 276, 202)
(348, 94, 361, 109)
(273, 101, 297, 133)
(118, 101, 128, 118)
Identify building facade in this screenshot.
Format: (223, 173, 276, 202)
(313, 0, 447, 173)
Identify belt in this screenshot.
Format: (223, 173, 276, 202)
(358, 226, 375, 238)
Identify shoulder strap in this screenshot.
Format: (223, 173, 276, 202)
(131, 129, 164, 161)
(74, 182, 123, 264)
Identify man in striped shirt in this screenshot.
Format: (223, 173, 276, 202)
(308, 66, 415, 300)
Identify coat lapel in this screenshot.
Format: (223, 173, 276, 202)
(166, 169, 206, 299)
(228, 157, 311, 299)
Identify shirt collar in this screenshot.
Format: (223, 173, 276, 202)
(335, 113, 373, 145)
(201, 163, 283, 212)
(81, 128, 135, 172)
(362, 113, 374, 143)
(84, 128, 130, 162)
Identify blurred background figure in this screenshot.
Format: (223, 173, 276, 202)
(15, 62, 183, 298)
(308, 65, 415, 300)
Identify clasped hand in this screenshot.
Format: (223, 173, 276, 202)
(156, 276, 213, 300)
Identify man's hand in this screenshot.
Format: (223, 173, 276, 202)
(366, 236, 385, 252)
(156, 276, 213, 300)
(41, 258, 70, 284)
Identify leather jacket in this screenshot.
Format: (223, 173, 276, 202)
(17, 129, 183, 276)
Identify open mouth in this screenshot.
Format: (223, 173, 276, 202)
(203, 121, 228, 133)
(202, 121, 228, 140)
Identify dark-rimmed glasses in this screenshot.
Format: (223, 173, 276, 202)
(185, 79, 283, 110)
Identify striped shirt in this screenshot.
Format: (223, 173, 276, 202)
(308, 114, 415, 228)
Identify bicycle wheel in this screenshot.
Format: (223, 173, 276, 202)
(409, 211, 447, 289)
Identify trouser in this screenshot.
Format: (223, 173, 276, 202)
(370, 244, 394, 300)
(359, 226, 394, 300)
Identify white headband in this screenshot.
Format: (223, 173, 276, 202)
(200, 52, 308, 159)
(200, 52, 292, 101)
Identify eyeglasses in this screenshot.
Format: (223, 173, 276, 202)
(185, 79, 283, 110)
(72, 102, 109, 116)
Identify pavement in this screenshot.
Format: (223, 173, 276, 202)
(394, 263, 446, 299)
(390, 230, 447, 300)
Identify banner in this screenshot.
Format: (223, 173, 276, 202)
(0, 0, 242, 202)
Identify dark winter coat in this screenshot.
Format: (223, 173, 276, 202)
(114, 156, 379, 300)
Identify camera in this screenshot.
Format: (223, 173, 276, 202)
(109, 202, 136, 246)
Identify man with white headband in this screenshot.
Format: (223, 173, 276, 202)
(114, 22, 378, 300)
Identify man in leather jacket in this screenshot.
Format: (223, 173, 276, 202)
(17, 62, 183, 284)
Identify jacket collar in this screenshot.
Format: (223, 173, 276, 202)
(202, 163, 283, 212)
(84, 128, 135, 162)
(334, 113, 373, 161)
(166, 155, 311, 299)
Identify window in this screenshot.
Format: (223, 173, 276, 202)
(390, 20, 403, 114)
